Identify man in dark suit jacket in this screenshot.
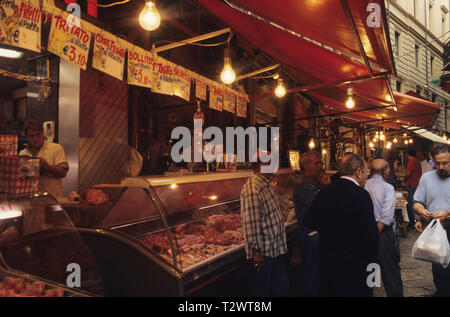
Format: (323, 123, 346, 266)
(304, 153, 379, 297)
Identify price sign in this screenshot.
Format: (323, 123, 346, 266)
(92, 32, 126, 80)
(127, 46, 153, 88)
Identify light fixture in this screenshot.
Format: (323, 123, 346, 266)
(346, 86, 355, 109)
(208, 195, 218, 200)
(393, 106, 398, 112)
(409, 139, 414, 144)
(275, 79, 286, 98)
(403, 133, 407, 137)
(380, 134, 385, 141)
(386, 142, 392, 150)
(404, 140, 408, 145)
(170, 184, 178, 189)
(220, 47, 236, 85)
(308, 139, 316, 149)
(443, 134, 448, 141)
(0, 48, 23, 59)
(322, 149, 326, 155)
(393, 137, 398, 143)
(372, 137, 377, 142)
(369, 142, 374, 148)
(272, 73, 280, 80)
(139, 1, 161, 31)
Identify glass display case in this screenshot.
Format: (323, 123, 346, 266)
(80, 169, 298, 296)
(0, 193, 103, 297)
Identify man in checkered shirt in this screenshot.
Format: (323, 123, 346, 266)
(240, 151, 289, 297)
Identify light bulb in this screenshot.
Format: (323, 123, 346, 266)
(393, 106, 398, 112)
(404, 140, 408, 145)
(380, 134, 385, 141)
(322, 149, 326, 155)
(139, 1, 161, 31)
(373, 138, 377, 142)
(386, 142, 392, 150)
(443, 135, 448, 140)
(393, 138, 398, 143)
(220, 58, 236, 84)
(409, 139, 414, 144)
(346, 96, 355, 109)
(403, 133, 407, 137)
(275, 80, 286, 98)
(369, 142, 374, 148)
(308, 139, 315, 149)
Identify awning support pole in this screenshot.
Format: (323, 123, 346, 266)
(236, 64, 279, 81)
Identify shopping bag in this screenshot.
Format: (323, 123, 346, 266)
(0, 135, 18, 157)
(0, 156, 40, 195)
(412, 219, 450, 268)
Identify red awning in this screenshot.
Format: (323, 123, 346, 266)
(200, 0, 438, 129)
(228, 0, 395, 74)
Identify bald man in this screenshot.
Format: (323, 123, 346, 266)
(365, 159, 403, 297)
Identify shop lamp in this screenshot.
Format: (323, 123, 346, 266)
(443, 134, 448, 141)
(369, 142, 374, 148)
(220, 47, 236, 85)
(0, 48, 23, 59)
(274, 79, 286, 98)
(308, 139, 316, 149)
(139, 1, 161, 31)
(403, 133, 407, 137)
(393, 137, 398, 143)
(380, 134, 385, 141)
(386, 142, 392, 150)
(346, 87, 355, 109)
(404, 140, 408, 145)
(322, 149, 326, 155)
(409, 139, 414, 144)
(447, 140, 450, 145)
(170, 184, 178, 189)
(393, 106, 398, 112)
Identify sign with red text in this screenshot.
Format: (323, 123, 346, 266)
(92, 32, 126, 80)
(0, 0, 41, 52)
(152, 59, 174, 95)
(195, 76, 207, 101)
(127, 46, 153, 88)
(209, 83, 223, 111)
(172, 67, 191, 101)
(47, 14, 91, 70)
(223, 87, 236, 114)
(236, 93, 248, 118)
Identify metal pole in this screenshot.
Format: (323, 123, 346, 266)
(425, 0, 430, 100)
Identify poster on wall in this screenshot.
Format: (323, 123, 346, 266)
(223, 87, 236, 114)
(47, 14, 91, 70)
(127, 45, 153, 88)
(151, 58, 174, 95)
(236, 92, 248, 118)
(195, 76, 207, 101)
(92, 32, 126, 80)
(172, 67, 191, 101)
(0, 0, 41, 52)
(209, 83, 223, 111)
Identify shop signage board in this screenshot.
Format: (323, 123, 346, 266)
(172, 66, 191, 101)
(47, 14, 91, 70)
(152, 58, 174, 95)
(209, 83, 223, 111)
(92, 32, 126, 80)
(127, 45, 154, 88)
(223, 87, 236, 114)
(236, 93, 248, 118)
(195, 76, 207, 101)
(0, 0, 41, 52)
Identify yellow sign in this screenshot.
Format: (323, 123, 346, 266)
(127, 46, 153, 88)
(152, 59, 174, 95)
(223, 88, 236, 114)
(209, 83, 223, 111)
(47, 14, 91, 70)
(173, 67, 191, 101)
(236, 93, 248, 118)
(92, 32, 126, 81)
(0, 0, 41, 52)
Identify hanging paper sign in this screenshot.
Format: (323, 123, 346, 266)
(172, 67, 191, 101)
(152, 59, 174, 95)
(92, 32, 126, 80)
(0, 0, 41, 52)
(127, 46, 153, 88)
(195, 76, 207, 101)
(47, 14, 91, 70)
(236, 93, 248, 118)
(223, 88, 236, 114)
(209, 83, 223, 111)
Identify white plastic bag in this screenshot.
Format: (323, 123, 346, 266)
(412, 219, 450, 268)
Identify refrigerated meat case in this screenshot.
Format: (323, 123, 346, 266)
(79, 169, 298, 296)
(0, 193, 103, 297)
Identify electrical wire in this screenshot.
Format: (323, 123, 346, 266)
(397, 30, 450, 58)
(152, 32, 233, 48)
(86, 0, 130, 8)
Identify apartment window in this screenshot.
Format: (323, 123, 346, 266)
(415, 44, 419, 67)
(431, 55, 435, 77)
(396, 80, 402, 92)
(416, 85, 422, 95)
(394, 32, 400, 57)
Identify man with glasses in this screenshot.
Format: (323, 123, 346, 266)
(413, 143, 450, 297)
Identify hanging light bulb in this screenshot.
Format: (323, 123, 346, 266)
(404, 140, 408, 145)
(369, 142, 374, 148)
(220, 47, 236, 85)
(409, 139, 414, 144)
(275, 79, 286, 98)
(372, 137, 377, 143)
(139, 1, 161, 31)
(308, 139, 316, 149)
(322, 149, 326, 155)
(393, 137, 398, 143)
(443, 134, 448, 141)
(346, 86, 355, 109)
(386, 142, 392, 150)
(380, 134, 385, 141)
(403, 133, 407, 137)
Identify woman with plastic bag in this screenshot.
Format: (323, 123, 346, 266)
(413, 143, 450, 297)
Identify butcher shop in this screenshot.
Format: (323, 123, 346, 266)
(0, 0, 444, 299)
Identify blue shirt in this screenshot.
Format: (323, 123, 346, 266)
(364, 174, 396, 226)
(413, 171, 450, 214)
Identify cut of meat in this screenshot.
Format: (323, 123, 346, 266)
(0, 277, 65, 297)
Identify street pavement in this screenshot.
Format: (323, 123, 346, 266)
(374, 228, 436, 297)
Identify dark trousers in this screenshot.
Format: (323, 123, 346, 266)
(252, 254, 290, 297)
(406, 185, 417, 224)
(378, 226, 403, 297)
(431, 221, 450, 296)
(297, 226, 319, 297)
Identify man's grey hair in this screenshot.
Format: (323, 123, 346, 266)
(430, 142, 449, 158)
(339, 153, 365, 176)
(299, 151, 321, 170)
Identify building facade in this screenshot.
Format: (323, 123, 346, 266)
(387, 0, 450, 135)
